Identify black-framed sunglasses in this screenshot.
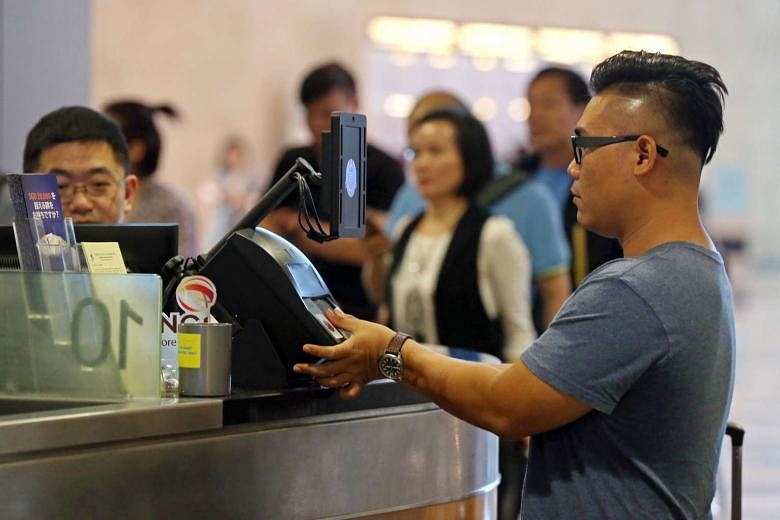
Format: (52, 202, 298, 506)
(571, 135, 669, 165)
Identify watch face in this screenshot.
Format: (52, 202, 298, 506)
(379, 353, 403, 380)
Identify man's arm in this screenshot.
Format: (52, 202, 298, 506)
(259, 207, 389, 266)
(294, 310, 591, 440)
(284, 208, 388, 266)
(403, 341, 591, 439)
(257, 206, 296, 235)
(537, 270, 572, 327)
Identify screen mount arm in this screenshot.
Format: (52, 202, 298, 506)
(205, 156, 320, 259)
(163, 157, 322, 311)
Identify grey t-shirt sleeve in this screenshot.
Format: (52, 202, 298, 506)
(522, 276, 669, 414)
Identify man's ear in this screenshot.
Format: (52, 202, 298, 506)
(123, 173, 139, 215)
(633, 135, 658, 176)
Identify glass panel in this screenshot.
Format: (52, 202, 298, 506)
(0, 272, 161, 399)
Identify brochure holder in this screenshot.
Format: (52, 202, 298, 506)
(12, 217, 82, 272)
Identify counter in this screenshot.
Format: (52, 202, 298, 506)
(0, 381, 499, 519)
(0, 272, 498, 518)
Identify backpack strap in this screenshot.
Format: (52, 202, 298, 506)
(476, 169, 530, 208)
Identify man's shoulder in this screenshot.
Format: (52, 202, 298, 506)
(366, 142, 395, 160)
(366, 142, 402, 171)
(490, 176, 560, 229)
(365, 142, 404, 209)
(272, 145, 318, 184)
(584, 242, 725, 298)
(497, 176, 556, 206)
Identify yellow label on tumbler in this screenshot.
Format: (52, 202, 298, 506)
(178, 332, 201, 369)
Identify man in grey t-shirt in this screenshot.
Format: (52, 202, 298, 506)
(295, 50, 734, 519)
(521, 242, 734, 517)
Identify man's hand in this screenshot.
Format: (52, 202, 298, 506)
(294, 309, 395, 399)
(294, 311, 591, 438)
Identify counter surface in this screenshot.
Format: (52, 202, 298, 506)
(0, 381, 498, 519)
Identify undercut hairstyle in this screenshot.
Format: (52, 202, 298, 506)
(590, 50, 728, 165)
(530, 66, 591, 105)
(23, 106, 131, 174)
(415, 109, 495, 198)
(300, 62, 357, 106)
(104, 100, 179, 178)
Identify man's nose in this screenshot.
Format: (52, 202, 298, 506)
(567, 159, 580, 179)
(65, 189, 94, 212)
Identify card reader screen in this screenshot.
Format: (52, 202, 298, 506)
(287, 262, 326, 298)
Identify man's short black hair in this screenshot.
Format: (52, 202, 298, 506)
(299, 62, 357, 106)
(590, 50, 727, 165)
(530, 66, 591, 105)
(23, 106, 131, 174)
(415, 109, 495, 198)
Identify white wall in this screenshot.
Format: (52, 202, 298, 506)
(90, 0, 780, 263)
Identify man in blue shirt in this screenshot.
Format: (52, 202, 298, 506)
(521, 67, 624, 287)
(525, 68, 585, 210)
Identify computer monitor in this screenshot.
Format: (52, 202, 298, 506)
(0, 223, 178, 275)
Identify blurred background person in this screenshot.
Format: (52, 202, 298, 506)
(386, 91, 571, 334)
(199, 135, 263, 248)
(103, 100, 199, 258)
(519, 67, 623, 287)
(364, 109, 536, 517)
(382, 92, 570, 520)
(366, 108, 535, 362)
(384, 92, 564, 520)
(260, 62, 404, 320)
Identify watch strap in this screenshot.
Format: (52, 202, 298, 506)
(386, 332, 412, 355)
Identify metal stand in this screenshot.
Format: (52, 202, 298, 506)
(162, 156, 320, 308)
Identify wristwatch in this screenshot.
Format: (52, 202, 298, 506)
(378, 332, 412, 381)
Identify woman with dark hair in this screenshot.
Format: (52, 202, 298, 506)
(379, 109, 535, 361)
(103, 100, 199, 258)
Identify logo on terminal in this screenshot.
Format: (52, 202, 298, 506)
(176, 275, 218, 314)
(345, 158, 357, 198)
